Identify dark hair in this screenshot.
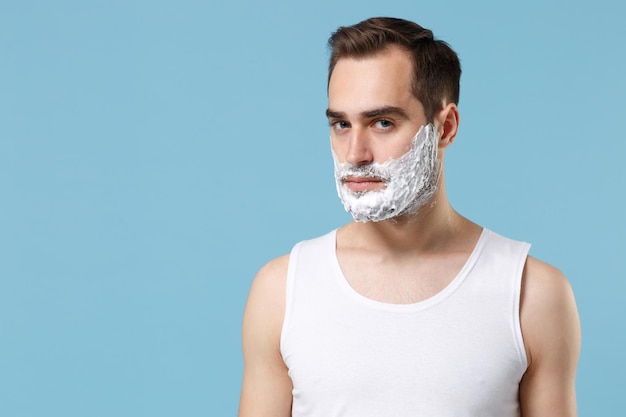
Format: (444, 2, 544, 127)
(328, 17, 461, 121)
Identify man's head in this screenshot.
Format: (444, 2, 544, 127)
(328, 17, 461, 122)
(327, 17, 462, 222)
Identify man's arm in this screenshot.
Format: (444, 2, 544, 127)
(238, 255, 293, 417)
(519, 256, 581, 417)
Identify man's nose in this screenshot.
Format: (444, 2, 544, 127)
(345, 129, 374, 166)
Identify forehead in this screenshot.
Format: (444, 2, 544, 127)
(328, 47, 418, 115)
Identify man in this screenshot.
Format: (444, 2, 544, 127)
(239, 17, 580, 417)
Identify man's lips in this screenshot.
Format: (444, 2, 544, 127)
(342, 176, 385, 192)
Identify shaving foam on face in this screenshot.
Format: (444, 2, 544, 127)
(333, 124, 440, 222)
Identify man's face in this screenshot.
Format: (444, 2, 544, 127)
(327, 46, 430, 194)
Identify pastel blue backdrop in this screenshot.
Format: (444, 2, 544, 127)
(1, 0, 624, 415)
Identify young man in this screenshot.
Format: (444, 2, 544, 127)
(239, 17, 580, 417)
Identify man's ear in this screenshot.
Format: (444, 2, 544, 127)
(435, 102, 460, 149)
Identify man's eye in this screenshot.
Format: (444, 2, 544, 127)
(332, 121, 349, 130)
(374, 119, 393, 129)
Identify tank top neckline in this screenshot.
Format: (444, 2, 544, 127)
(329, 227, 489, 312)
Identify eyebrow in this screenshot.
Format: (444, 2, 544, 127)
(325, 106, 410, 120)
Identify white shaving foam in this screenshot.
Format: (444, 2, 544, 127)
(333, 124, 440, 222)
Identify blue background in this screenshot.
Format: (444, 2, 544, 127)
(1, 0, 624, 415)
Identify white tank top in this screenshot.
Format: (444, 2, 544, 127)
(280, 228, 530, 417)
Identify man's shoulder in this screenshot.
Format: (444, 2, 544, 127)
(522, 256, 575, 316)
(242, 254, 290, 351)
(253, 254, 290, 294)
(254, 228, 337, 284)
(517, 256, 580, 413)
(522, 256, 573, 308)
(520, 255, 580, 366)
(524, 255, 566, 281)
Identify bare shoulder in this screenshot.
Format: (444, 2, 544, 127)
(519, 256, 581, 416)
(244, 254, 290, 342)
(239, 254, 293, 417)
(250, 254, 290, 296)
(521, 256, 576, 316)
(520, 256, 580, 365)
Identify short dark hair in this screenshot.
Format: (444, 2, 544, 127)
(328, 17, 461, 121)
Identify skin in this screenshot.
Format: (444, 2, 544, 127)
(239, 46, 581, 417)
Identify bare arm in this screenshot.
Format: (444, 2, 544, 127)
(519, 256, 581, 417)
(238, 255, 293, 417)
